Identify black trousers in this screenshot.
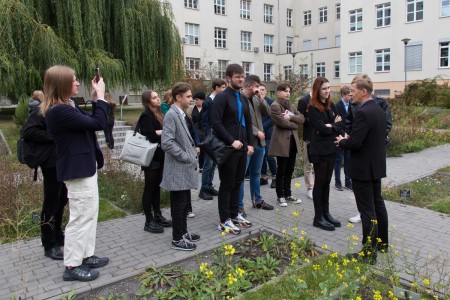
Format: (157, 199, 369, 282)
(218, 150, 246, 223)
(41, 167, 68, 251)
(170, 190, 190, 241)
(275, 138, 297, 198)
(142, 167, 163, 222)
(312, 158, 335, 219)
(352, 179, 389, 250)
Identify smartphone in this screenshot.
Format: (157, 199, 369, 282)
(95, 67, 101, 83)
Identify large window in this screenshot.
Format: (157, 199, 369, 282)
(334, 61, 340, 78)
(299, 64, 309, 78)
(186, 57, 200, 79)
(407, 0, 423, 22)
(442, 0, 450, 17)
(263, 64, 273, 81)
(375, 49, 391, 72)
(336, 4, 341, 19)
(316, 62, 326, 77)
(264, 4, 274, 23)
(318, 37, 327, 49)
(319, 7, 328, 23)
(240, 0, 251, 19)
(303, 40, 311, 51)
(214, 0, 226, 15)
(242, 62, 253, 76)
(349, 9, 363, 32)
(286, 37, 293, 54)
(218, 60, 228, 79)
(376, 3, 391, 27)
(241, 31, 252, 51)
(284, 66, 292, 80)
(264, 34, 274, 53)
(185, 23, 199, 45)
(304, 10, 311, 26)
(184, 0, 198, 9)
(287, 9, 293, 26)
(440, 42, 449, 67)
(214, 27, 227, 48)
(349, 52, 362, 74)
(335, 35, 341, 47)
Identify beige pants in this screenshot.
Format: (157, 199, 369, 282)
(303, 141, 314, 189)
(64, 172, 99, 267)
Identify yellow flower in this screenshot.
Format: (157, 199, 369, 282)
(355, 296, 361, 300)
(226, 296, 234, 300)
(200, 262, 208, 272)
(236, 267, 245, 277)
(297, 277, 304, 283)
(290, 242, 297, 249)
(221, 231, 226, 236)
(312, 264, 320, 271)
(298, 236, 305, 241)
(337, 272, 343, 279)
(304, 258, 310, 263)
(282, 229, 287, 234)
(330, 252, 339, 258)
(292, 227, 298, 233)
(356, 266, 361, 274)
(321, 244, 328, 250)
(371, 219, 378, 224)
(373, 290, 382, 300)
(295, 182, 301, 188)
(227, 273, 237, 285)
(423, 278, 430, 285)
(376, 237, 382, 243)
(292, 211, 299, 217)
(352, 235, 359, 241)
(361, 276, 367, 282)
(410, 282, 417, 287)
(224, 244, 235, 256)
(301, 230, 307, 235)
(342, 259, 349, 266)
(205, 270, 213, 278)
(347, 223, 354, 228)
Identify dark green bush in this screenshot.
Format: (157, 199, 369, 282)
(13, 96, 29, 125)
(406, 77, 450, 108)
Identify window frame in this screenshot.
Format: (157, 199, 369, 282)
(241, 31, 252, 51)
(318, 37, 327, 49)
(406, 0, 423, 23)
(217, 60, 229, 79)
(349, 9, 363, 32)
(242, 62, 252, 76)
(186, 57, 201, 79)
(319, 6, 328, 23)
(375, 48, 391, 72)
(240, 0, 251, 20)
(264, 4, 274, 24)
(286, 37, 293, 54)
(184, 0, 198, 9)
(214, 27, 227, 49)
(263, 63, 273, 81)
(376, 3, 391, 27)
(336, 3, 341, 20)
(303, 39, 312, 51)
(316, 62, 326, 77)
(304, 10, 312, 26)
(299, 64, 309, 79)
(442, 0, 450, 17)
(334, 61, 340, 78)
(214, 0, 226, 15)
(439, 42, 449, 68)
(287, 9, 293, 27)
(264, 34, 274, 53)
(184, 23, 199, 45)
(349, 52, 363, 74)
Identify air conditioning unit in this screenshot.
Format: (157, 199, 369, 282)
(253, 47, 259, 53)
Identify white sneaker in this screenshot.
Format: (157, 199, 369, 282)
(307, 189, 313, 200)
(277, 197, 288, 207)
(187, 212, 195, 218)
(286, 196, 302, 204)
(218, 218, 241, 235)
(349, 213, 361, 223)
(232, 212, 252, 228)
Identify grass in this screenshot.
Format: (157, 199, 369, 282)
(382, 172, 450, 214)
(438, 166, 450, 173)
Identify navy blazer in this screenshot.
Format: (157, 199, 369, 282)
(46, 101, 108, 181)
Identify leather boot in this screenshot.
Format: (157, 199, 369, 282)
(324, 213, 341, 227)
(144, 219, 164, 233)
(313, 216, 335, 231)
(154, 212, 172, 228)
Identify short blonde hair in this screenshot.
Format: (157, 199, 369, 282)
(351, 74, 373, 94)
(32, 90, 44, 101)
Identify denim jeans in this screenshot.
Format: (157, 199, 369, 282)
(334, 148, 351, 185)
(201, 153, 216, 190)
(239, 144, 265, 208)
(261, 138, 277, 177)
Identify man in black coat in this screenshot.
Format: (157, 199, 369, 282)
(336, 74, 388, 264)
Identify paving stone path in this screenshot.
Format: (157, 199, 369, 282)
(1, 144, 449, 299)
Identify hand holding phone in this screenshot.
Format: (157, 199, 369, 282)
(95, 67, 101, 83)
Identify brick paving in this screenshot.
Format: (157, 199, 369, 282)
(1, 143, 449, 299)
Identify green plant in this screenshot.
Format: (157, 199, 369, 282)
(13, 97, 28, 126)
(405, 77, 450, 108)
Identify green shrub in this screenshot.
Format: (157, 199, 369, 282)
(406, 77, 450, 108)
(13, 96, 29, 126)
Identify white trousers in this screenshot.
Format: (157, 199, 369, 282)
(303, 141, 315, 189)
(63, 172, 99, 267)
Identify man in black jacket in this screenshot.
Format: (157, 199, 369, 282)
(297, 92, 314, 200)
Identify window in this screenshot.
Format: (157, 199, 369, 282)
(299, 64, 309, 78)
(440, 42, 449, 67)
(287, 9, 293, 26)
(349, 9, 363, 32)
(186, 57, 200, 79)
(316, 62, 326, 77)
(336, 4, 341, 19)
(442, 0, 450, 17)
(319, 7, 328, 23)
(284, 66, 292, 80)
(184, 0, 198, 9)
(318, 37, 327, 49)
(263, 64, 273, 81)
(242, 62, 253, 76)
(374, 89, 391, 96)
(214, 0, 226, 15)
(376, 3, 391, 27)
(286, 37, 293, 54)
(241, 0, 251, 19)
(241, 31, 252, 51)
(218, 60, 228, 79)
(349, 52, 362, 74)
(264, 4, 274, 23)
(304, 10, 311, 26)
(214, 27, 227, 48)
(407, 0, 423, 22)
(334, 61, 340, 78)
(264, 34, 274, 53)
(375, 48, 391, 72)
(303, 40, 311, 51)
(335, 35, 341, 47)
(185, 23, 199, 45)
(406, 43, 423, 70)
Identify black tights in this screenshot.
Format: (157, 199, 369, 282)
(312, 159, 335, 219)
(142, 167, 163, 222)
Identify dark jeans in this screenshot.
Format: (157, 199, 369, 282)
(201, 153, 216, 190)
(334, 148, 351, 185)
(41, 167, 68, 251)
(261, 138, 277, 177)
(312, 158, 335, 219)
(104, 123, 114, 149)
(170, 190, 190, 241)
(275, 138, 297, 198)
(142, 167, 163, 222)
(186, 191, 192, 212)
(352, 179, 389, 250)
(218, 150, 246, 223)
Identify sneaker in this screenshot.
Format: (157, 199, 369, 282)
(307, 189, 313, 200)
(232, 212, 252, 228)
(270, 179, 276, 189)
(187, 212, 195, 218)
(349, 213, 361, 223)
(335, 182, 344, 191)
(277, 197, 288, 207)
(172, 236, 196, 251)
(260, 177, 269, 186)
(218, 219, 241, 235)
(63, 265, 99, 282)
(345, 182, 353, 191)
(82, 255, 109, 268)
(238, 208, 247, 218)
(286, 196, 302, 204)
(252, 200, 274, 210)
(183, 232, 200, 242)
(208, 187, 219, 196)
(199, 189, 213, 200)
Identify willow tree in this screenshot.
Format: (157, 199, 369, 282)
(0, 0, 183, 101)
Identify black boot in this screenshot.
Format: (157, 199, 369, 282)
(313, 216, 335, 231)
(144, 215, 164, 233)
(154, 212, 172, 228)
(324, 213, 341, 227)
